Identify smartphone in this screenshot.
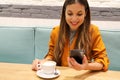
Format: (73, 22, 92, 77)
(70, 49, 84, 64)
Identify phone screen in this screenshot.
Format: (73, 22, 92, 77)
(70, 49, 84, 64)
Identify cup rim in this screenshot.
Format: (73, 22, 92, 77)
(42, 61, 56, 66)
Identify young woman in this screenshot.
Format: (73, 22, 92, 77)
(32, 0, 109, 71)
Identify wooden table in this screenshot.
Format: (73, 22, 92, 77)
(0, 62, 120, 80)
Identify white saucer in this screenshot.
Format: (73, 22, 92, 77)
(36, 69, 60, 79)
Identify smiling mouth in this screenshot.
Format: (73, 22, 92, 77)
(71, 22, 78, 26)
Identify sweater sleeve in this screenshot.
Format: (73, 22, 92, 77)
(91, 25, 109, 71)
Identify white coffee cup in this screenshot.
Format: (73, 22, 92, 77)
(38, 61, 56, 74)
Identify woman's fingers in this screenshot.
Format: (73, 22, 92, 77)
(67, 57, 73, 68)
(32, 59, 49, 71)
(68, 57, 78, 68)
(32, 59, 40, 71)
(82, 55, 88, 64)
(68, 56, 89, 70)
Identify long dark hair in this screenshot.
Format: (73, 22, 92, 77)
(54, 0, 92, 66)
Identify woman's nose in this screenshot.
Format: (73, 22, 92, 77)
(71, 15, 78, 22)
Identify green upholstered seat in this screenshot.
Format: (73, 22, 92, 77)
(101, 30, 120, 71)
(35, 27, 52, 59)
(0, 26, 119, 71)
(0, 27, 35, 64)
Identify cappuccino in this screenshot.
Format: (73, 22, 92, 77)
(38, 61, 56, 74)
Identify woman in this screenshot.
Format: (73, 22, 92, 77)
(32, 0, 109, 71)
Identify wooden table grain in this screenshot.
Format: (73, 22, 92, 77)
(0, 62, 120, 80)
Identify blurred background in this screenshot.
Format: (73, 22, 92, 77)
(0, 0, 119, 29)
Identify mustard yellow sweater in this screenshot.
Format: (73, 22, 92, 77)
(45, 24, 109, 71)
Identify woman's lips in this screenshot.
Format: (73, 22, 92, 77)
(71, 22, 78, 26)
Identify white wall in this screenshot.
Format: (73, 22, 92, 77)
(0, 17, 120, 30)
(0, 0, 120, 7)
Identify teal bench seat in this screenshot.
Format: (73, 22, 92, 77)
(101, 30, 120, 71)
(0, 27, 35, 64)
(0, 26, 120, 71)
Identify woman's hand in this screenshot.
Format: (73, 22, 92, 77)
(68, 55, 89, 70)
(32, 59, 47, 71)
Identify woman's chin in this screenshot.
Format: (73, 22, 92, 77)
(70, 27, 78, 31)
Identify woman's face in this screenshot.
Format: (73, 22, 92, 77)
(65, 2, 86, 31)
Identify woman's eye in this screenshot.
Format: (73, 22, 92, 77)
(67, 13, 73, 16)
(77, 14, 82, 16)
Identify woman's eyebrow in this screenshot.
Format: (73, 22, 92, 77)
(67, 10, 82, 13)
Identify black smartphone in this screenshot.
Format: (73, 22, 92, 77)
(70, 49, 84, 64)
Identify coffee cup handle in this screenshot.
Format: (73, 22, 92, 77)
(37, 64, 41, 70)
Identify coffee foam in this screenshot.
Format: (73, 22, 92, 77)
(43, 61, 56, 66)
